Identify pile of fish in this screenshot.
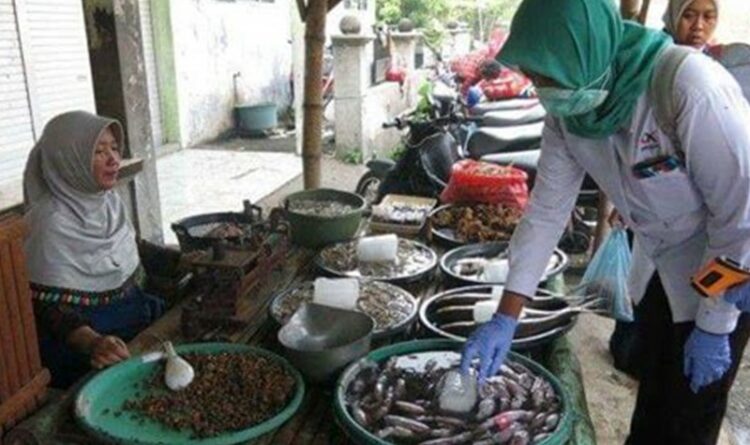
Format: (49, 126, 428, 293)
(318, 239, 437, 281)
(345, 356, 562, 444)
(288, 199, 357, 217)
(420, 287, 603, 348)
(271, 281, 417, 334)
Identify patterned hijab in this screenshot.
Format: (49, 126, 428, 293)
(23, 111, 139, 292)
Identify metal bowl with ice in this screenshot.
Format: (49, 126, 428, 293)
(269, 280, 418, 340)
(440, 242, 568, 287)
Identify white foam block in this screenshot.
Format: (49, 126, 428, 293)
(484, 259, 509, 282)
(313, 277, 360, 311)
(473, 300, 500, 323)
(357, 234, 398, 263)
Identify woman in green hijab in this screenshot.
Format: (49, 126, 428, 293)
(459, 0, 750, 443)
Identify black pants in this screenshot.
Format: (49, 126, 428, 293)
(626, 275, 750, 445)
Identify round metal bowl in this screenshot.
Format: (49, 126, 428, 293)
(428, 204, 522, 247)
(269, 280, 418, 341)
(315, 238, 438, 284)
(418, 285, 579, 351)
(440, 242, 569, 287)
(334, 339, 573, 445)
(278, 303, 374, 384)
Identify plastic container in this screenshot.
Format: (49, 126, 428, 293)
(284, 188, 365, 249)
(369, 194, 436, 237)
(235, 103, 278, 135)
(334, 339, 573, 445)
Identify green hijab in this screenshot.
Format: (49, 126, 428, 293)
(499, 0, 671, 138)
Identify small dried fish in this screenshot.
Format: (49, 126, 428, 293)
(319, 239, 435, 280)
(273, 281, 415, 333)
(288, 199, 356, 217)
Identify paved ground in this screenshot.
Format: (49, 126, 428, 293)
(179, 137, 748, 444)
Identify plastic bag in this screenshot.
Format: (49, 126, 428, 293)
(579, 228, 634, 322)
(439, 160, 529, 209)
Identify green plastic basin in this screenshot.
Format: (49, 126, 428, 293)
(284, 188, 365, 249)
(75, 343, 305, 445)
(334, 339, 573, 445)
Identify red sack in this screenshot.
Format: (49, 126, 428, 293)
(440, 160, 529, 209)
(479, 68, 535, 101)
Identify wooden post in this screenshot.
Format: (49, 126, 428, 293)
(637, 0, 652, 25)
(301, 0, 328, 189)
(620, 0, 641, 20)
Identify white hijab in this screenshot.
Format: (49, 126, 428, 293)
(23, 111, 139, 292)
(662, 0, 719, 37)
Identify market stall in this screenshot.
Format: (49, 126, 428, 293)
(5, 193, 596, 445)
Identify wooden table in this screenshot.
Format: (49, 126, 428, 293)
(5, 242, 596, 444)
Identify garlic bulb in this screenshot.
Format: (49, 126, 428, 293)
(163, 341, 195, 391)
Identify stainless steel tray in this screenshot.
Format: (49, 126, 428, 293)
(315, 238, 438, 284)
(269, 280, 419, 341)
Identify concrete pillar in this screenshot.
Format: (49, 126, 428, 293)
(114, 0, 164, 243)
(332, 34, 374, 159)
(291, 3, 305, 156)
(446, 28, 472, 60)
(390, 32, 421, 72)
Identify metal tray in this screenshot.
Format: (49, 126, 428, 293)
(269, 280, 419, 340)
(315, 238, 438, 284)
(171, 203, 264, 252)
(428, 204, 521, 247)
(75, 343, 304, 445)
(418, 285, 579, 351)
(440, 242, 569, 287)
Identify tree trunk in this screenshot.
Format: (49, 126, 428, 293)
(301, 0, 327, 189)
(620, 0, 641, 20)
(637, 0, 652, 24)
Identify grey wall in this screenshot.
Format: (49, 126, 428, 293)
(170, 0, 293, 147)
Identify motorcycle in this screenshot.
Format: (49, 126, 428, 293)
(354, 87, 596, 253)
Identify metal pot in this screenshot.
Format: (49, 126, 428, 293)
(278, 303, 374, 384)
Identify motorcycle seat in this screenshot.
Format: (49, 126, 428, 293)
(481, 104, 546, 127)
(471, 98, 541, 115)
(466, 122, 544, 158)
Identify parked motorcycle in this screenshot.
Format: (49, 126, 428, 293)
(354, 88, 596, 253)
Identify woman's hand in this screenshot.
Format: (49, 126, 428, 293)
(90, 335, 131, 369)
(67, 326, 131, 369)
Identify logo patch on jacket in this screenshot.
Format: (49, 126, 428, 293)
(639, 131, 660, 152)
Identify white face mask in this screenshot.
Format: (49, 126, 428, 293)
(536, 69, 611, 117)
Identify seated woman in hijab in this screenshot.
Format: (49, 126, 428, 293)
(23, 111, 165, 388)
(663, 0, 719, 52)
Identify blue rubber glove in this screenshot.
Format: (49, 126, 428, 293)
(724, 282, 750, 313)
(460, 313, 518, 382)
(683, 327, 732, 393)
(466, 85, 483, 108)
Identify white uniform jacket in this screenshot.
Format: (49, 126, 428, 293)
(504, 53, 750, 334)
